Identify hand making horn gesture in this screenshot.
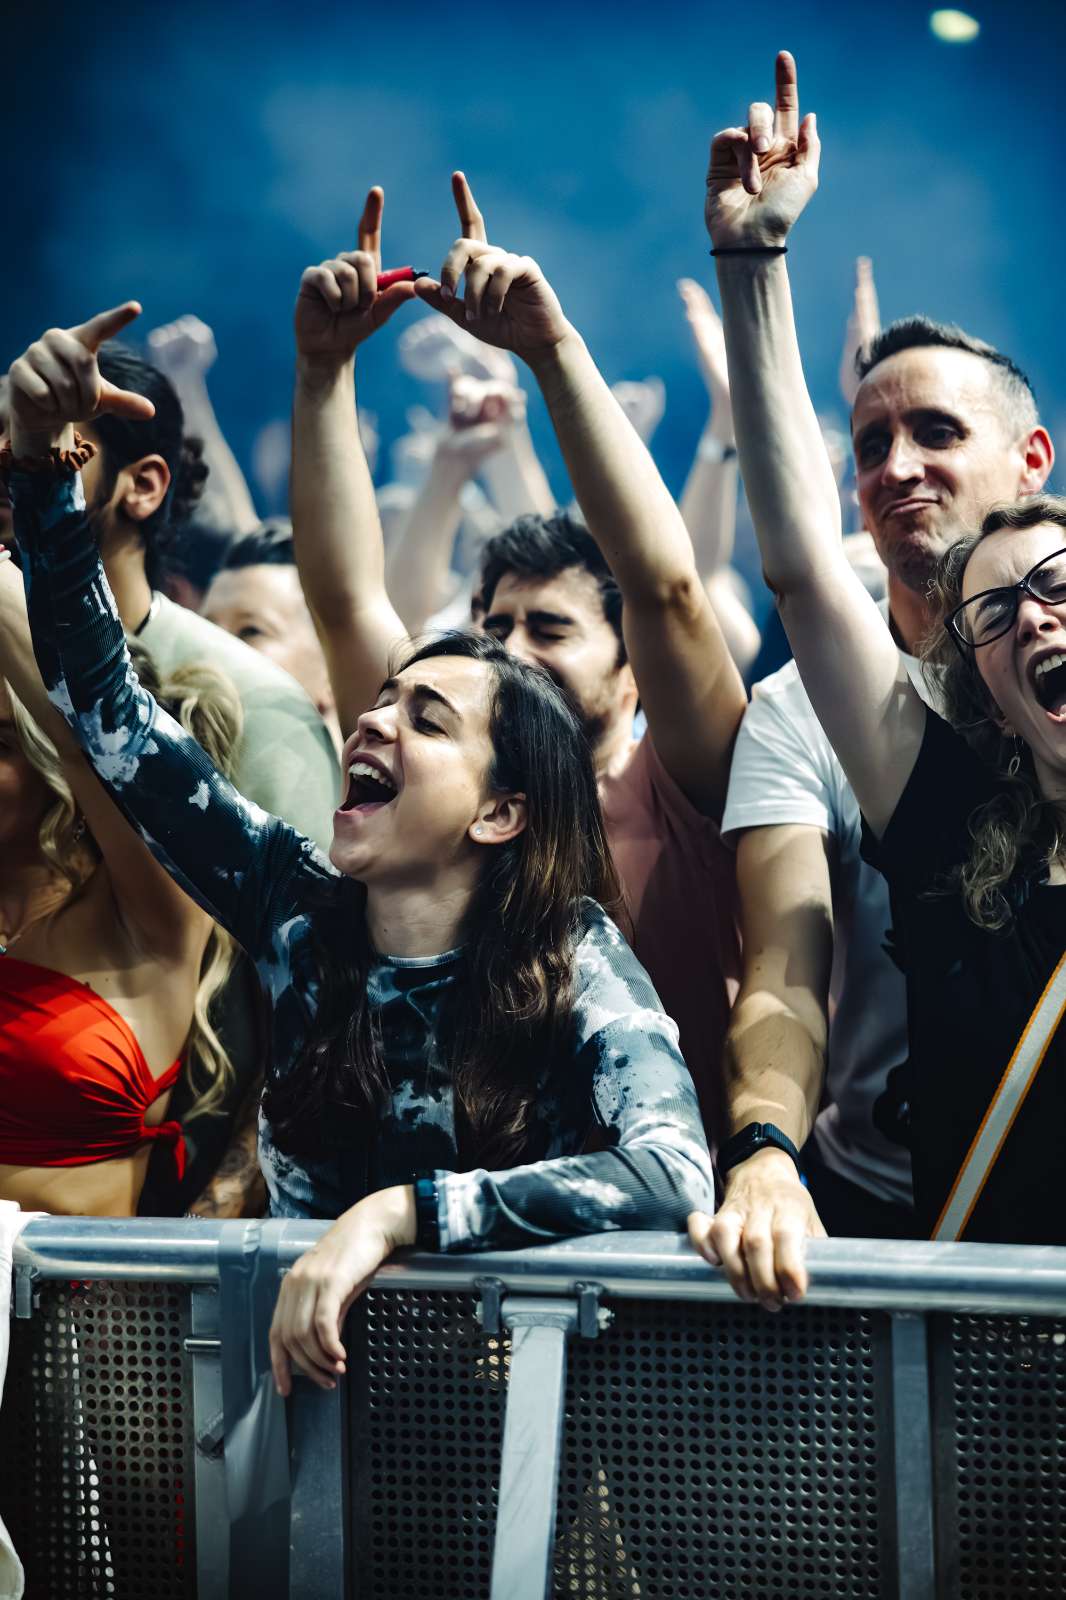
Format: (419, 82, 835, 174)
(294, 186, 419, 365)
(414, 172, 571, 364)
(705, 50, 821, 251)
(7, 303, 155, 454)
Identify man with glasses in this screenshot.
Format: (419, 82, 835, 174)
(714, 312, 1053, 1307)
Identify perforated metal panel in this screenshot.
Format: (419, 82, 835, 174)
(0, 1278, 196, 1600)
(349, 1286, 509, 1600)
(554, 1298, 896, 1600)
(932, 1312, 1066, 1599)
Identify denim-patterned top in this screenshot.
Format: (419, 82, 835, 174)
(13, 468, 715, 1249)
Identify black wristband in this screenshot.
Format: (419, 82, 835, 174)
(717, 1122, 802, 1179)
(710, 245, 788, 256)
(413, 1175, 441, 1250)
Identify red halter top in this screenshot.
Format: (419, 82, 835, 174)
(0, 954, 186, 1177)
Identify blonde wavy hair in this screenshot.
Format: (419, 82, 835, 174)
(6, 643, 244, 1119)
(921, 492, 1066, 931)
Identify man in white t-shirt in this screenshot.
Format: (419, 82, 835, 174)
(711, 315, 1054, 1310)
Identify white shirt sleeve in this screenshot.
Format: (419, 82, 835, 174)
(722, 661, 843, 844)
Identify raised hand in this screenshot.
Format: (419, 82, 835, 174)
(398, 311, 518, 386)
(437, 374, 524, 470)
(148, 313, 218, 378)
(414, 172, 571, 363)
(7, 303, 155, 451)
(294, 186, 418, 365)
(839, 256, 881, 407)
(705, 51, 821, 250)
(678, 278, 731, 409)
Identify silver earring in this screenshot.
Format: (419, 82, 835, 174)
(474, 825, 483, 837)
(72, 814, 87, 843)
(1007, 737, 1022, 779)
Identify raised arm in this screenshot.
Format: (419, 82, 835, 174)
(708, 54, 925, 834)
(291, 187, 414, 737)
(147, 315, 261, 535)
(414, 175, 746, 818)
(689, 823, 831, 1308)
(0, 551, 213, 958)
(6, 304, 314, 960)
(676, 278, 760, 674)
(384, 377, 523, 632)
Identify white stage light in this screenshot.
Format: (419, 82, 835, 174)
(929, 9, 981, 41)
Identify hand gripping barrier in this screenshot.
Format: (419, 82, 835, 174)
(5, 1223, 1066, 1598)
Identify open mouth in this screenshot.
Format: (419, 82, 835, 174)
(1032, 654, 1066, 718)
(339, 759, 399, 812)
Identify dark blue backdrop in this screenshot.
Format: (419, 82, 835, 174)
(7, 0, 1064, 510)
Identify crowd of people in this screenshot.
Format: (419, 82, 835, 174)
(1, 50, 1063, 1393)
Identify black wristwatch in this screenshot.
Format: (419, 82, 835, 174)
(717, 1122, 802, 1179)
(413, 1175, 441, 1250)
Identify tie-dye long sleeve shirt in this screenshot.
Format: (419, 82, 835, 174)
(12, 467, 715, 1247)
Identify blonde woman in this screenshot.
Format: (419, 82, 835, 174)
(0, 547, 243, 1216)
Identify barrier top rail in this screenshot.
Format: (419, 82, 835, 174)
(11, 1218, 1066, 1317)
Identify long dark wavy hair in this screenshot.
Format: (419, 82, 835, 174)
(264, 631, 622, 1166)
(922, 493, 1066, 930)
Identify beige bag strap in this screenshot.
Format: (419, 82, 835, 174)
(932, 950, 1066, 1242)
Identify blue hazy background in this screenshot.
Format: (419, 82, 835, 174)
(6, 0, 1065, 529)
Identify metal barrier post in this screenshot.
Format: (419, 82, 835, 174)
(289, 1379, 349, 1599)
(186, 1284, 227, 1600)
(890, 1311, 936, 1600)
(218, 1219, 292, 1600)
(489, 1296, 579, 1600)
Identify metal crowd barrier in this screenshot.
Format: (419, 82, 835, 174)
(3, 1221, 1066, 1599)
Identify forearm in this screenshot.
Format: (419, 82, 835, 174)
(437, 1025, 715, 1251)
(291, 357, 391, 628)
(291, 356, 405, 730)
(528, 331, 701, 602)
(187, 1105, 267, 1218)
(479, 423, 555, 520)
(384, 451, 466, 633)
(723, 992, 826, 1145)
(171, 379, 259, 535)
(14, 470, 294, 951)
(437, 1140, 714, 1252)
(0, 561, 79, 753)
(680, 427, 740, 579)
(715, 258, 843, 595)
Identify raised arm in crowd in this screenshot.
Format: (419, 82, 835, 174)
(290, 172, 746, 1134)
(690, 53, 1062, 1295)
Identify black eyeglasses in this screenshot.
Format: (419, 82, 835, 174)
(946, 546, 1066, 651)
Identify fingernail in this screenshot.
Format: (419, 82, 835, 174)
(753, 136, 770, 153)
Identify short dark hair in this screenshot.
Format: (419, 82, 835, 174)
(164, 520, 234, 594)
(92, 344, 209, 588)
(479, 511, 625, 664)
(221, 519, 295, 571)
(856, 316, 1038, 437)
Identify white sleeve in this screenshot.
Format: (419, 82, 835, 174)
(722, 665, 841, 844)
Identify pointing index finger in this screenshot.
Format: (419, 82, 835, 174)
(357, 187, 385, 269)
(774, 50, 800, 143)
(72, 301, 143, 353)
(452, 171, 488, 244)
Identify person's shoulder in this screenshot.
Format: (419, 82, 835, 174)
(573, 908, 681, 1043)
(747, 656, 822, 720)
(142, 595, 320, 712)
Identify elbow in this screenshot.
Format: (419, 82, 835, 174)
(630, 570, 706, 623)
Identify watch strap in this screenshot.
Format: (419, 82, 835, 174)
(717, 1122, 802, 1179)
(413, 1174, 441, 1251)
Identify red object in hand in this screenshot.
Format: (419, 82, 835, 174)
(377, 267, 429, 290)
